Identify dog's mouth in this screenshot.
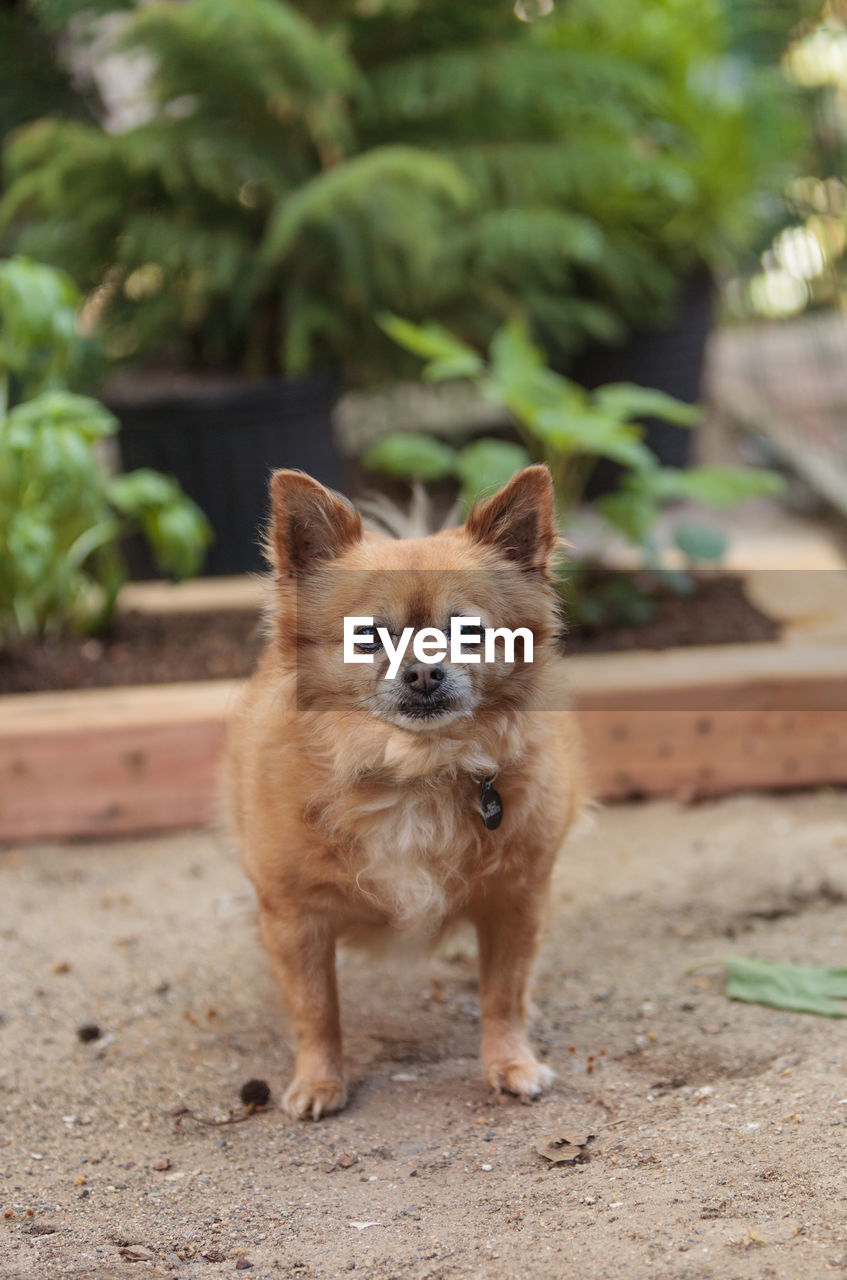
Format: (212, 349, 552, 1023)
(395, 693, 455, 721)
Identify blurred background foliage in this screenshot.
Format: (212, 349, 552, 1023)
(0, 0, 821, 384)
(0, 256, 211, 639)
(366, 311, 782, 558)
(723, 1, 847, 321)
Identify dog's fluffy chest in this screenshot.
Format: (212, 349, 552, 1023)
(324, 776, 487, 934)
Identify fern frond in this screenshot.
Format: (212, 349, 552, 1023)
(450, 208, 603, 288)
(262, 146, 470, 264)
(360, 43, 661, 136)
(1, 0, 798, 381)
(123, 0, 359, 156)
(444, 139, 686, 212)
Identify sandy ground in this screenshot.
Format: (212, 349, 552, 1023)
(3, 790, 847, 1279)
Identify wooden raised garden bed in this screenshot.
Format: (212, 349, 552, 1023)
(1, 562, 846, 843)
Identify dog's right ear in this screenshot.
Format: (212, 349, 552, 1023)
(266, 470, 362, 577)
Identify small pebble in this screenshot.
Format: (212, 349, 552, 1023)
(235, 1260, 253, 1271)
(77, 1024, 101, 1043)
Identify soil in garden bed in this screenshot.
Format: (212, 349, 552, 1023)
(0, 610, 266, 695)
(0, 577, 778, 695)
(564, 572, 780, 654)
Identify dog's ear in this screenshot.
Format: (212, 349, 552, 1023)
(465, 464, 558, 572)
(266, 470, 362, 576)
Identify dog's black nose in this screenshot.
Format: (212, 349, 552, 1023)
(403, 663, 445, 694)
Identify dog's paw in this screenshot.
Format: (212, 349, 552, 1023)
(283, 1074, 347, 1121)
(485, 1055, 555, 1102)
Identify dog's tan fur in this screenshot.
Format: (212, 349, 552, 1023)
(225, 465, 587, 1119)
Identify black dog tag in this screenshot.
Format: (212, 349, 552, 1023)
(479, 777, 503, 830)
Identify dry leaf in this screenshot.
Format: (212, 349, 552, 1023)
(535, 1131, 595, 1165)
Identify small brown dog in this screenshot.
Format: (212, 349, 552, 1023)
(225, 464, 586, 1119)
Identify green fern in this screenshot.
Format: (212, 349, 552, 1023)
(1, 0, 800, 381)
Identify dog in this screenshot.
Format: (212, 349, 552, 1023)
(225, 464, 587, 1119)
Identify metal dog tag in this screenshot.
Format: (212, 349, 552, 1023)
(479, 777, 503, 830)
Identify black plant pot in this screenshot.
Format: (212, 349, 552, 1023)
(569, 269, 714, 497)
(114, 372, 341, 577)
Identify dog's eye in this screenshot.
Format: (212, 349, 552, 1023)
(448, 622, 483, 643)
(355, 625, 381, 654)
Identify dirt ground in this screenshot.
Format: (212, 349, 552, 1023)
(3, 790, 847, 1280)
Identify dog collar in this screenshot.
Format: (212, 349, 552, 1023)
(478, 776, 503, 830)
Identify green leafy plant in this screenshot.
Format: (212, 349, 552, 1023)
(0, 0, 799, 382)
(0, 258, 211, 640)
(366, 314, 782, 560)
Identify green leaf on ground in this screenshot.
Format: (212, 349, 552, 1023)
(725, 957, 847, 1017)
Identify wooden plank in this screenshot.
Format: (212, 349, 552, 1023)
(568, 642, 847, 710)
(575, 672, 847, 713)
(0, 680, 243, 734)
(4, 701, 845, 843)
(2, 637, 847, 843)
(580, 707, 847, 802)
(119, 575, 266, 614)
(572, 641, 847, 796)
(0, 718, 227, 843)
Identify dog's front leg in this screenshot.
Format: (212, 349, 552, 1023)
(259, 906, 346, 1120)
(472, 887, 555, 1102)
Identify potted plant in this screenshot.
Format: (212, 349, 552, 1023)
(361, 314, 784, 628)
(0, 0, 485, 571)
(0, 257, 210, 641)
(539, 0, 805, 470)
(1, 0, 797, 569)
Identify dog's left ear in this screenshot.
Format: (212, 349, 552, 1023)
(267, 469, 363, 577)
(465, 465, 558, 572)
